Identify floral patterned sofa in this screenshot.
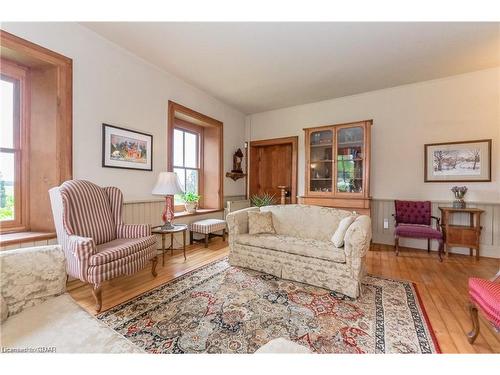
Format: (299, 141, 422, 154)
(227, 204, 372, 298)
(0, 245, 142, 353)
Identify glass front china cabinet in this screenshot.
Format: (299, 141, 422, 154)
(298, 120, 372, 215)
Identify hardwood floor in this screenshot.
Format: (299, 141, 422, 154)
(367, 243, 499, 354)
(68, 240, 500, 354)
(67, 239, 230, 313)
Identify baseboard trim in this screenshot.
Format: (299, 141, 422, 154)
(372, 239, 500, 260)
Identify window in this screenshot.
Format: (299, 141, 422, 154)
(173, 127, 201, 206)
(0, 61, 28, 232)
(0, 31, 72, 240)
(168, 101, 223, 211)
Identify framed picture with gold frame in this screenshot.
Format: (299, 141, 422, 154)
(424, 139, 491, 182)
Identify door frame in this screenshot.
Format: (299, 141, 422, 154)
(249, 136, 298, 204)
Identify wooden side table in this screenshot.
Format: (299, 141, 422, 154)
(438, 207, 484, 259)
(152, 224, 188, 265)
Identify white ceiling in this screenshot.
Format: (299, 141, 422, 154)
(82, 22, 500, 114)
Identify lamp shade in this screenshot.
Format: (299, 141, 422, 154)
(152, 172, 184, 196)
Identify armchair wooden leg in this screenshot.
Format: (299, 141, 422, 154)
(91, 285, 102, 313)
(151, 256, 158, 277)
(395, 237, 399, 256)
(222, 229, 226, 242)
(204, 234, 209, 248)
(427, 238, 431, 253)
(467, 302, 480, 344)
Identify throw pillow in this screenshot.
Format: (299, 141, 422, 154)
(1, 294, 8, 323)
(331, 215, 356, 247)
(248, 211, 276, 235)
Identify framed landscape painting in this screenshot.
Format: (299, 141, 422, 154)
(424, 139, 491, 182)
(102, 124, 153, 171)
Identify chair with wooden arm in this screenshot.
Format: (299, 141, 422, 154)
(393, 200, 444, 261)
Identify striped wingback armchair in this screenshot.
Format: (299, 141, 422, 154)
(49, 180, 158, 312)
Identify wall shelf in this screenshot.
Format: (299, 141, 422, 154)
(225, 172, 247, 181)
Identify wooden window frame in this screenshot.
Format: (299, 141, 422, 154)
(167, 101, 223, 211)
(1, 59, 30, 233)
(0, 30, 72, 236)
(173, 121, 204, 210)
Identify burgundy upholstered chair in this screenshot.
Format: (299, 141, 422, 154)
(393, 200, 444, 261)
(467, 271, 500, 344)
(49, 180, 158, 312)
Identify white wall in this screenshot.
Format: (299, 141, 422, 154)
(247, 68, 500, 203)
(2, 22, 247, 201)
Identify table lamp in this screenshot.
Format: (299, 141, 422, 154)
(152, 171, 184, 230)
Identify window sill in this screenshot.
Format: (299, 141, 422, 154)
(0, 231, 57, 247)
(174, 208, 224, 219)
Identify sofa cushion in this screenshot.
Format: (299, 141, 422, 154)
(260, 204, 352, 242)
(236, 234, 346, 263)
(1, 294, 7, 323)
(91, 236, 157, 266)
(0, 294, 142, 353)
(0, 245, 67, 317)
(248, 211, 276, 235)
(331, 215, 356, 247)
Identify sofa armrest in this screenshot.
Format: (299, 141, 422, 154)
(0, 245, 67, 319)
(344, 215, 372, 259)
(117, 223, 151, 238)
(226, 206, 259, 239)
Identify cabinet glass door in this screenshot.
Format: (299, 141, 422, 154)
(309, 129, 333, 193)
(336, 127, 364, 193)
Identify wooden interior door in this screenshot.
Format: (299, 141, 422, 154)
(249, 137, 298, 204)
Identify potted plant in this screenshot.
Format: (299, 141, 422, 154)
(250, 193, 276, 207)
(451, 186, 468, 208)
(182, 192, 200, 213)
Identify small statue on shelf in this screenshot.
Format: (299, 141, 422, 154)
(231, 148, 244, 173)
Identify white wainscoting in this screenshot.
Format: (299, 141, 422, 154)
(371, 199, 500, 259)
(123, 195, 247, 249)
(122, 195, 246, 226)
(0, 195, 246, 252)
(3, 197, 498, 259)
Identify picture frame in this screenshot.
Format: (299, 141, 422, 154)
(102, 123, 153, 171)
(424, 139, 491, 182)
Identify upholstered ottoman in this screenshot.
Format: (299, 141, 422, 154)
(190, 219, 227, 248)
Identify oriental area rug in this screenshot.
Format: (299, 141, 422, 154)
(97, 258, 440, 354)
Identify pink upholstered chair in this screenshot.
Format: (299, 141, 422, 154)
(393, 200, 444, 261)
(49, 180, 158, 312)
(467, 271, 500, 344)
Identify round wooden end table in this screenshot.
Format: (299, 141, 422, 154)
(152, 224, 188, 265)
